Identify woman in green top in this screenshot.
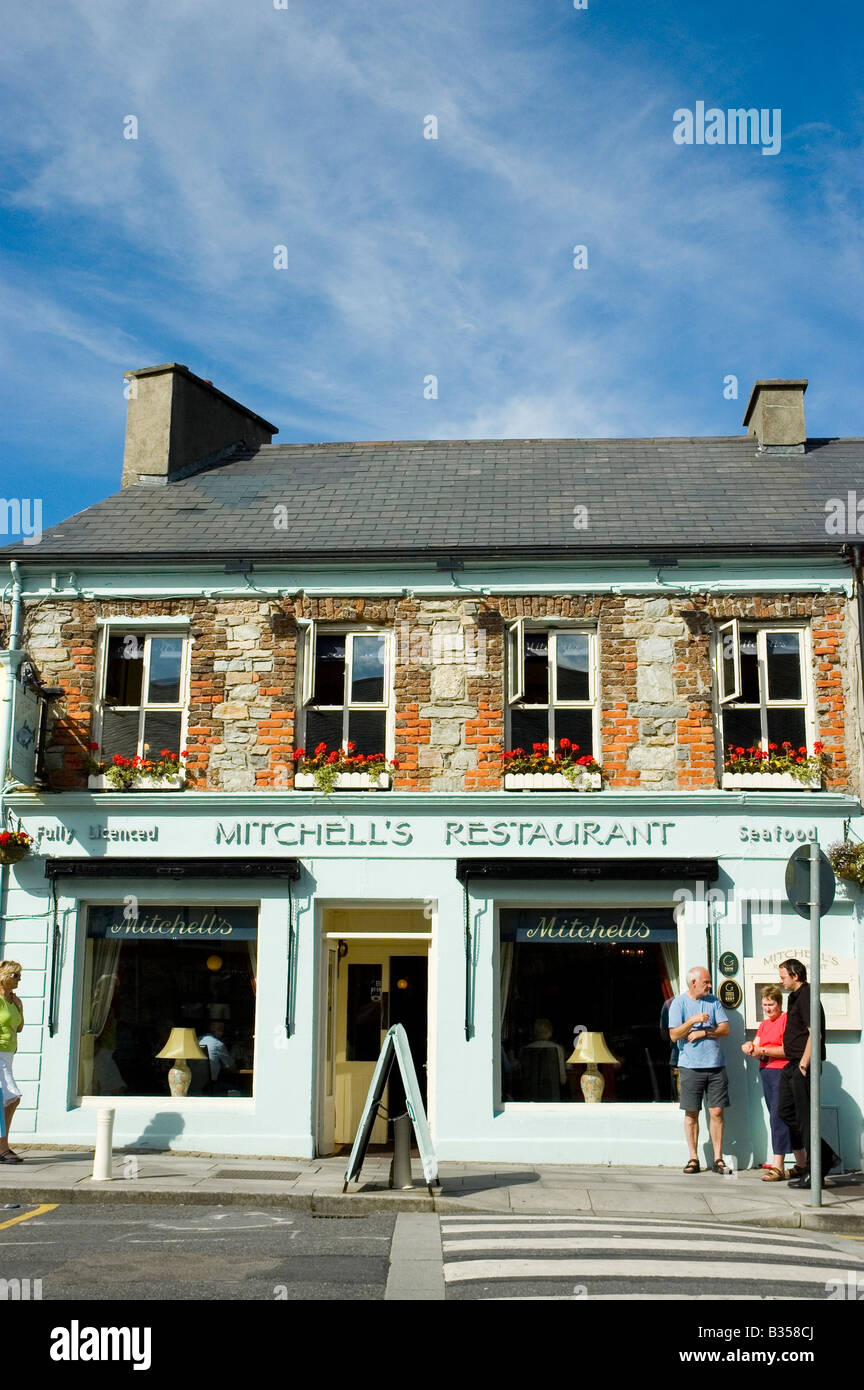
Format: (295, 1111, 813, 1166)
(0, 959, 24, 1162)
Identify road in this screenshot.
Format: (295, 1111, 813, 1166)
(1, 1204, 862, 1302)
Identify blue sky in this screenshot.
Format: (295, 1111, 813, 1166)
(2, 0, 863, 527)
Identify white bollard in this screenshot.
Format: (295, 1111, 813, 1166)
(91, 1107, 115, 1182)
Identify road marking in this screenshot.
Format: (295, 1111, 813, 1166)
(444, 1258, 854, 1284)
(444, 1235, 864, 1260)
(0, 1203, 58, 1232)
(441, 1220, 821, 1244)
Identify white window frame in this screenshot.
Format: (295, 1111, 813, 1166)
(506, 622, 599, 754)
(300, 624, 394, 754)
(714, 621, 815, 755)
(93, 626, 191, 760)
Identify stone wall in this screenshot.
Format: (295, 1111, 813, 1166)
(21, 590, 856, 795)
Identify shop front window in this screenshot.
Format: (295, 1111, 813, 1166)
(500, 908, 679, 1103)
(78, 905, 258, 1098)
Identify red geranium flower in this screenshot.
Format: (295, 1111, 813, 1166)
(88, 741, 100, 752)
(814, 741, 824, 752)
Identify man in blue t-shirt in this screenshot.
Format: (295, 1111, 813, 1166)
(668, 966, 731, 1174)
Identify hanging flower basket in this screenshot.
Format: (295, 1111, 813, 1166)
(0, 831, 34, 865)
(827, 842, 864, 888)
(292, 744, 397, 795)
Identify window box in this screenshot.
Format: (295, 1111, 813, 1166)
(294, 770, 392, 791)
(721, 771, 822, 792)
(88, 773, 185, 792)
(504, 771, 602, 791)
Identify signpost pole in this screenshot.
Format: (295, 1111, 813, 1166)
(809, 840, 822, 1208)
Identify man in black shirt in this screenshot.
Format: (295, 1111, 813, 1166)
(777, 959, 840, 1189)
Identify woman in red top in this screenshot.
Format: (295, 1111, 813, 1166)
(742, 985, 795, 1180)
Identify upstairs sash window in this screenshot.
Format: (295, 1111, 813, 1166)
(301, 627, 391, 755)
(507, 622, 597, 755)
(717, 622, 812, 755)
(97, 630, 189, 761)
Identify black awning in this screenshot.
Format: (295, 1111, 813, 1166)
(44, 857, 301, 881)
(455, 857, 719, 883)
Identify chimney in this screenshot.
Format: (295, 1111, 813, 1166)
(742, 378, 807, 452)
(121, 363, 278, 488)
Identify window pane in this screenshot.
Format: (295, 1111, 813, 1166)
(143, 711, 182, 758)
(79, 906, 257, 1098)
(500, 939, 676, 1103)
(305, 709, 343, 752)
(766, 708, 807, 750)
(738, 630, 760, 703)
(555, 708, 593, 757)
(351, 635, 385, 703)
(101, 709, 140, 760)
(313, 635, 346, 705)
(346, 964, 383, 1061)
(147, 637, 184, 703)
(766, 632, 802, 701)
(104, 633, 144, 705)
(510, 707, 548, 751)
(555, 633, 590, 702)
(523, 632, 549, 704)
(347, 709, 387, 755)
(722, 706, 761, 752)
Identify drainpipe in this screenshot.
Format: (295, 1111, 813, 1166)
(0, 561, 24, 950)
(852, 546, 864, 711)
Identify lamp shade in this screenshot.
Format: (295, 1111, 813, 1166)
(155, 1027, 206, 1061)
(567, 1031, 620, 1066)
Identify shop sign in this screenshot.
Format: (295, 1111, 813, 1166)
(500, 908, 677, 943)
(718, 951, 739, 977)
(87, 905, 258, 941)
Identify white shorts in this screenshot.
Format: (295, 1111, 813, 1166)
(0, 1051, 21, 1105)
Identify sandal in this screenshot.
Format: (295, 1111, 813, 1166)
(788, 1164, 808, 1179)
(712, 1158, 730, 1174)
(683, 1158, 700, 1173)
(761, 1166, 786, 1181)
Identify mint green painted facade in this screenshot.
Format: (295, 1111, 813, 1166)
(3, 789, 862, 1167)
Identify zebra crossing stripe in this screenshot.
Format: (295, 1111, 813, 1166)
(440, 1220, 829, 1245)
(443, 1236, 858, 1260)
(443, 1258, 852, 1284)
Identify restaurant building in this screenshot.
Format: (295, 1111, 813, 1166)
(1, 365, 862, 1167)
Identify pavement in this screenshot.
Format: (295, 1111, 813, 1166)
(2, 1148, 863, 1233)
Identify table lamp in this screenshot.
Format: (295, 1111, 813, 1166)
(156, 1027, 207, 1097)
(567, 1031, 621, 1103)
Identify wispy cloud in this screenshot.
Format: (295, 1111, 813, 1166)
(0, 0, 863, 523)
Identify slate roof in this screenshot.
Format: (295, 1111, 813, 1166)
(7, 435, 864, 562)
